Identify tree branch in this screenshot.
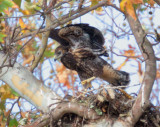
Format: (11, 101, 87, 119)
(126, 13, 156, 126)
(0, 52, 62, 113)
(154, 0, 160, 5)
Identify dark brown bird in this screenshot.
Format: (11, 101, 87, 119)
(53, 24, 130, 88)
(54, 45, 130, 88)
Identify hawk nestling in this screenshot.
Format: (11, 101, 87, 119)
(52, 24, 130, 88)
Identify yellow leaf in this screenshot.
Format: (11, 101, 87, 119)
(95, 7, 104, 15)
(120, 0, 137, 20)
(0, 84, 17, 100)
(0, 87, 5, 92)
(19, 18, 26, 33)
(90, 0, 99, 7)
(20, 9, 30, 15)
(120, 0, 128, 12)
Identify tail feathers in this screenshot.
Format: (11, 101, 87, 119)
(114, 70, 130, 86)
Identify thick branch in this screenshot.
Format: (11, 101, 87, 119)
(126, 13, 156, 125)
(51, 102, 100, 121)
(154, 0, 160, 5)
(0, 52, 62, 113)
(0, 52, 101, 124)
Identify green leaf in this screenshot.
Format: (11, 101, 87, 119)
(41, 48, 54, 60)
(44, 50, 54, 58)
(10, 88, 20, 97)
(95, 108, 103, 115)
(25, 0, 31, 2)
(9, 118, 18, 127)
(0, 32, 6, 42)
(24, 1, 41, 14)
(13, 0, 22, 7)
(0, 0, 13, 13)
(0, 100, 6, 110)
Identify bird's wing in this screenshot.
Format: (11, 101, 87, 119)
(49, 29, 69, 46)
(61, 52, 78, 70)
(67, 23, 105, 48)
(72, 48, 96, 60)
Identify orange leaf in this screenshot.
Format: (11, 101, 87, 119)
(130, 0, 143, 4)
(55, 64, 73, 89)
(0, 115, 3, 123)
(22, 55, 34, 66)
(117, 58, 129, 70)
(64, 80, 71, 89)
(21, 112, 27, 118)
(4, 110, 10, 117)
(137, 60, 142, 75)
(120, 0, 137, 20)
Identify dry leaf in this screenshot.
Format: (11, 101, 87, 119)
(148, 0, 155, 7)
(22, 55, 34, 66)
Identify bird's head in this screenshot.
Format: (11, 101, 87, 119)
(54, 46, 68, 61)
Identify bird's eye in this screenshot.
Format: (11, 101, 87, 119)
(57, 51, 61, 55)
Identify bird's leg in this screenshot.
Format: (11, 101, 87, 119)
(118, 89, 133, 99)
(81, 76, 96, 88)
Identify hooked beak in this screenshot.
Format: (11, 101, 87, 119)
(54, 55, 61, 61)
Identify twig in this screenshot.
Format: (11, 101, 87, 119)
(0, 14, 40, 19)
(27, 16, 46, 71)
(76, 83, 140, 98)
(78, 0, 84, 10)
(156, 57, 160, 61)
(6, 97, 20, 126)
(112, 51, 144, 61)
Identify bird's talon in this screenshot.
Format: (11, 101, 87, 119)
(81, 76, 96, 85)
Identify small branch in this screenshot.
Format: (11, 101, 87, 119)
(51, 102, 101, 121)
(29, 1, 53, 72)
(78, 0, 84, 10)
(0, 14, 40, 19)
(6, 97, 20, 126)
(112, 51, 143, 61)
(108, 3, 125, 15)
(156, 57, 160, 61)
(154, 0, 160, 5)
